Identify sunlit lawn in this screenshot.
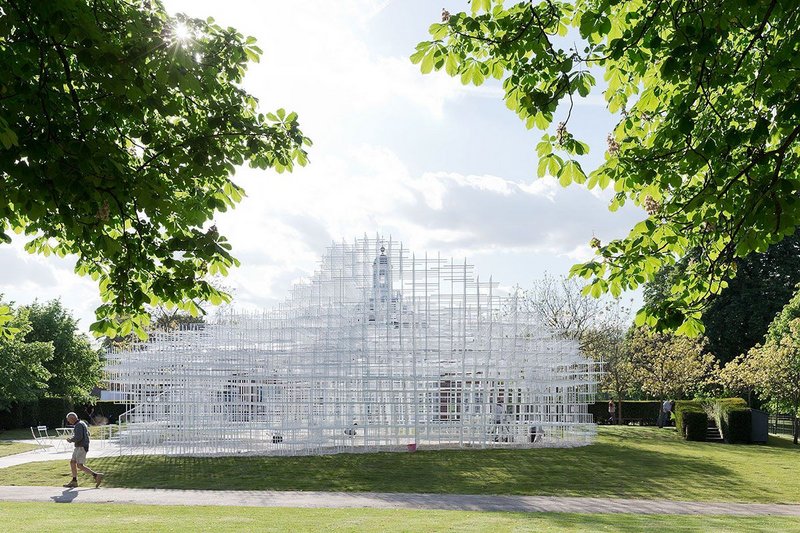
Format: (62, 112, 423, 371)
(0, 441, 38, 457)
(2, 503, 799, 533)
(1, 426, 798, 504)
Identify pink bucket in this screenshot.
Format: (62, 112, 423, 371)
(407, 443, 417, 452)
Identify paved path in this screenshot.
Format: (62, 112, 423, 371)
(2, 486, 800, 516)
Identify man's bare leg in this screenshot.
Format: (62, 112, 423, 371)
(78, 463, 103, 487)
(77, 463, 97, 477)
(65, 460, 79, 488)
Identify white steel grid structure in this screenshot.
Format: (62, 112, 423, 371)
(105, 236, 599, 456)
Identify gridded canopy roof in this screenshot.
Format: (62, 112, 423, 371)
(106, 236, 600, 456)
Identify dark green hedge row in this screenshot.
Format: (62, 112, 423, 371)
(715, 398, 751, 443)
(588, 401, 662, 425)
(675, 400, 708, 441)
(0, 399, 130, 430)
(0, 397, 74, 430)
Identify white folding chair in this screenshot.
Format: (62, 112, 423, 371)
(30, 426, 53, 452)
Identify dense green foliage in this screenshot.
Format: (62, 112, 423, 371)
(415, 0, 800, 335)
(674, 401, 707, 441)
(725, 314, 800, 443)
(0, 398, 129, 430)
(0, 303, 52, 410)
(722, 289, 800, 443)
(703, 237, 800, 362)
(626, 327, 716, 399)
(0, 299, 101, 412)
(764, 284, 800, 342)
(5, 396, 74, 429)
(646, 235, 800, 362)
(21, 300, 100, 401)
(722, 408, 752, 444)
(0, 0, 310, 339)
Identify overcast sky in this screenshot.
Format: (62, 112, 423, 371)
(0, 0, 644, 332)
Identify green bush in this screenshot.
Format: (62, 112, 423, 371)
(675, 401, 707, 441)
(0, 398, 132, 431)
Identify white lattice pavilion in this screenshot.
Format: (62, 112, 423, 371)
(105, 236, 599, 456)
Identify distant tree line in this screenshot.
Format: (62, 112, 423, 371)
(0, 297, 101, 411)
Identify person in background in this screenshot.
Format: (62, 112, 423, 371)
(608, 399, 616, 424)
(658, 399, 673, 428)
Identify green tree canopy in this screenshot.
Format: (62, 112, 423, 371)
(645, 235, 800, 363)
(725, 307, 800, 444)
(22, 300, 101, 401)
(0, 0, 310, 339)
(626, 327, 717, 400)
(415, 0, 800, 335)
(0, 301, 53, 411)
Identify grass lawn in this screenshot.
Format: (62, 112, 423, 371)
(0, 428, 37, 441)
(2, 502, 799, 532)
(1, 426, 798, 504)
(0, 441, 38, 457)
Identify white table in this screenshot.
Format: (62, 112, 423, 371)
(55, 427, 73, 452)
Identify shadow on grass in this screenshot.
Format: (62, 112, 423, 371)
(3, 426, 797, 503)
(87, 443, 741, 503)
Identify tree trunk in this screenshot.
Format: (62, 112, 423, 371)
(794, 415, 798, 445)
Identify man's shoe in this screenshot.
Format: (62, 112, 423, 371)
(63, 479, 78, 488)
(94, 473, 104, 488)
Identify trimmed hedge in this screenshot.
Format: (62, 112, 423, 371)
(714, 398, 751, 444)
(675, 400, 708, 441)
(37, 397, 75, 429)
(0, 398, 74, 430)
(0, 398, 129, 430)
(588, 401, 662, 425)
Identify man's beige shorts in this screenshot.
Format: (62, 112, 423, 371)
(71, 447, 87, 464)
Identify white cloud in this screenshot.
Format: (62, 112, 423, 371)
(1, 0, 643, 332)
(0, 240, 99, 330)
(215, 138, 642, 311)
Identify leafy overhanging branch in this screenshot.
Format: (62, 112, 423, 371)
(415, 0, 800, 335)
(0, 0, 311, 339)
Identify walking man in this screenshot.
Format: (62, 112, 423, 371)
(63, 412, 103, 488)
